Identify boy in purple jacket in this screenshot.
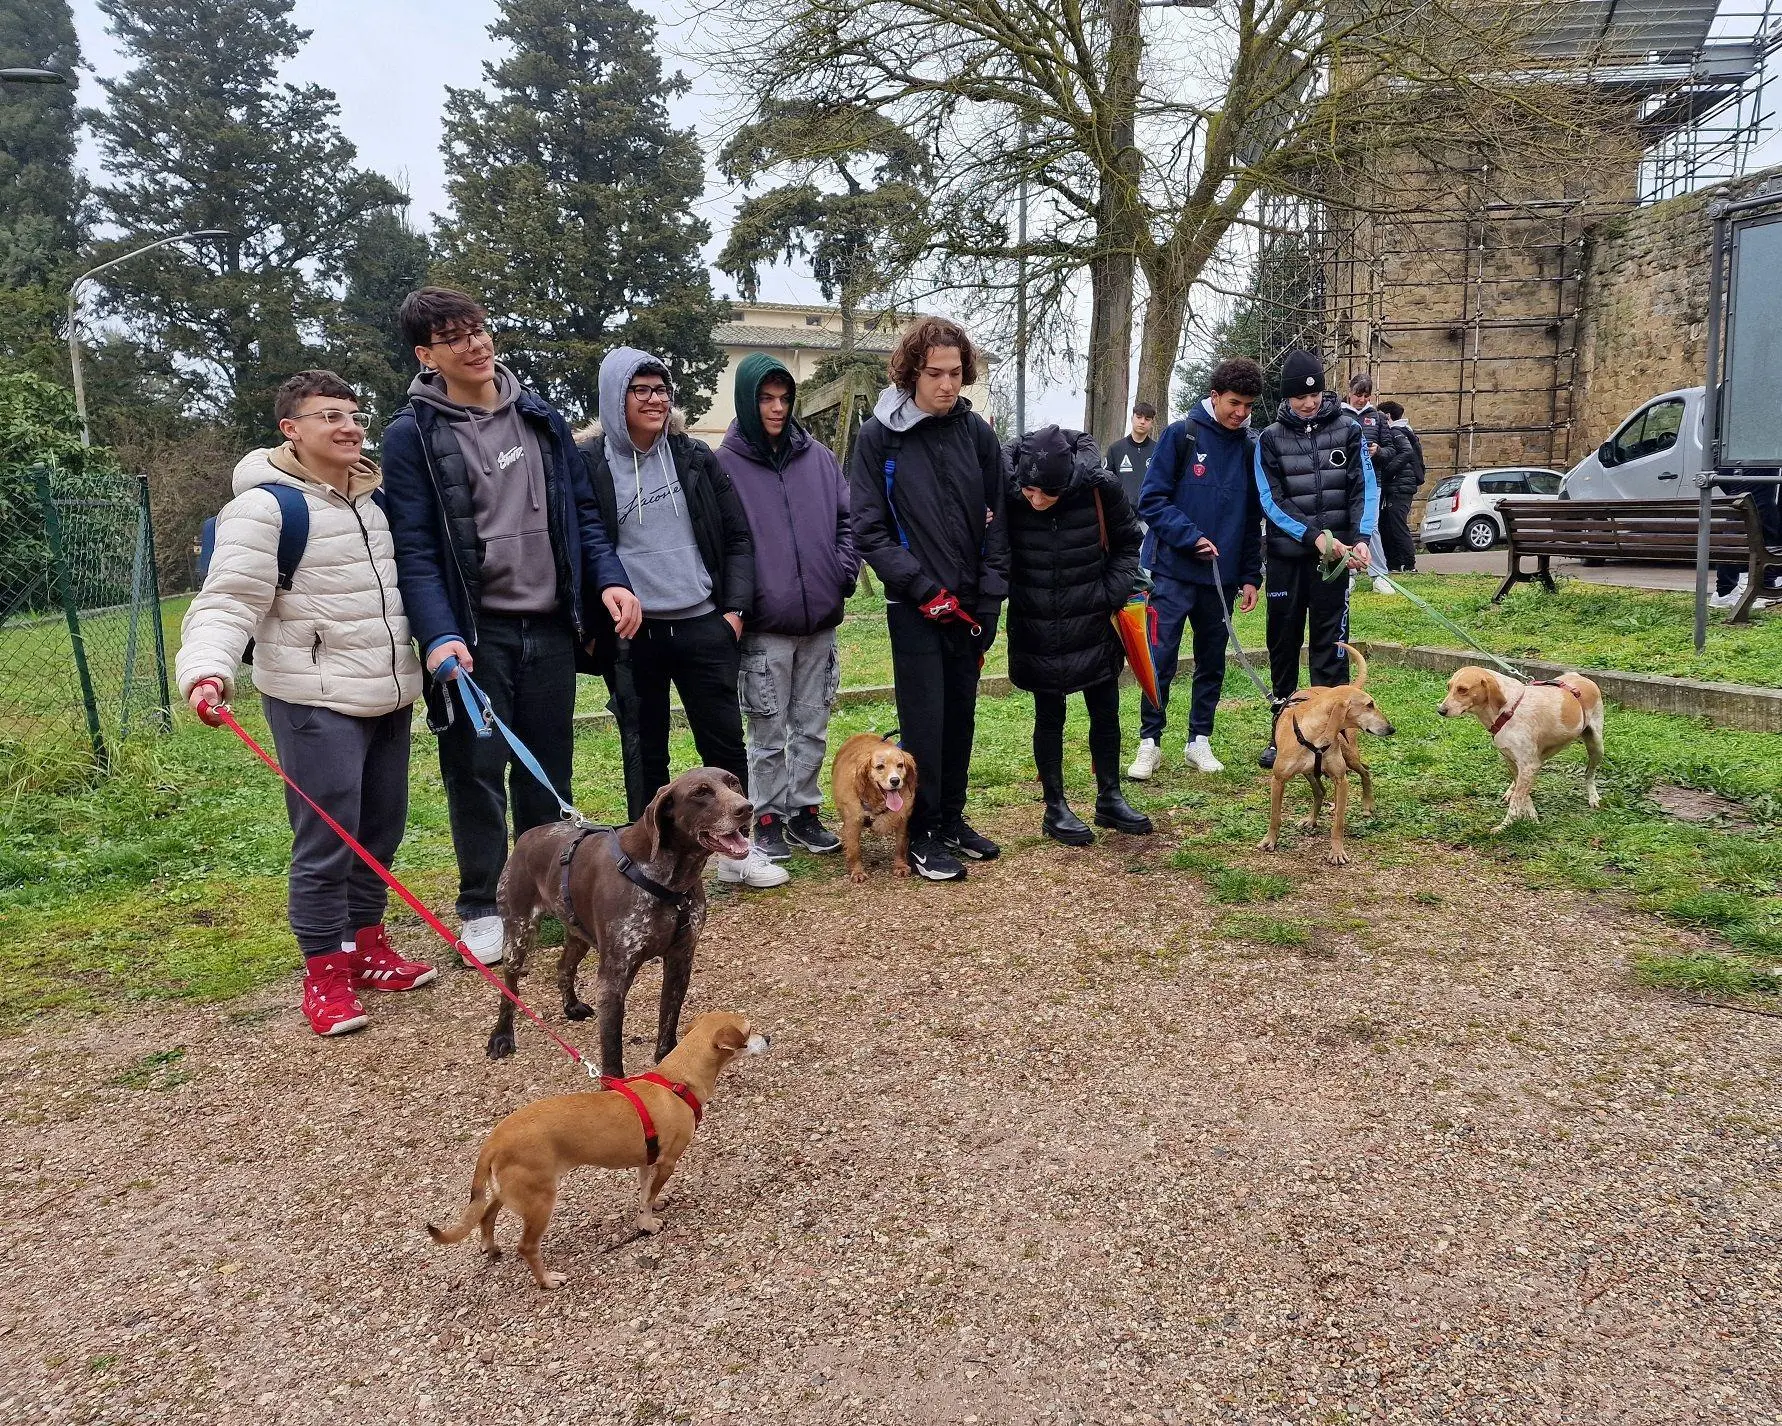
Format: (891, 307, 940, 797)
(715, 353, 860, 861)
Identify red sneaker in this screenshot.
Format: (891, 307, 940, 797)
(302, 951, 369, 1036)
(348, 925, 438, 992)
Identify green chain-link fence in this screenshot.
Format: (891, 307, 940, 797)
(0, 461, 171, 789)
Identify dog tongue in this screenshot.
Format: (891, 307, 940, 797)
(886, 792, 904, 812)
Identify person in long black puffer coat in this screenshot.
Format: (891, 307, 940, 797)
(1004, 425, 1153, 845)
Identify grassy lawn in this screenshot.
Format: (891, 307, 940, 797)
(3, 573, 1780, 1024)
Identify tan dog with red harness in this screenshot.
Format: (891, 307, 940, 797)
(1438, 666, 1604, 830)
(429, 1011, 769, 1290)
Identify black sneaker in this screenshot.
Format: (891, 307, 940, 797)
(908, 833, 967, 882)
(941, 819, 1001, 861)
(753, 813, 791, 862)
(1258, 742, 1277, 770)
(784, 807, 841, 854)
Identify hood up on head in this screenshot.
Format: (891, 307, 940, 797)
(598, 347, 674, 461)
(733, 351, 805, 463)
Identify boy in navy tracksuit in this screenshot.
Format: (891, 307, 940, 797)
(1129, 358, 1265, 778)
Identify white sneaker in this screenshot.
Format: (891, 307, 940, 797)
(1709, 575, 1748, 609)
(1184, 735, 1225, 774)
(1372, 576, 1395, 595)
(1128, 738, 1163, 780)
(716, 847, 791, 888)
(459, 914, 505, 966)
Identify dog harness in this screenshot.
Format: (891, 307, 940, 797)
(1289, 714, 1331, 780)
(559, 822, 696, 940)
(599, 1072, 704, 1164)
(1489, 679, 1582, 737)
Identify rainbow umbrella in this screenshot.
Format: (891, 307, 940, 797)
(1112, 594, 1162, 709)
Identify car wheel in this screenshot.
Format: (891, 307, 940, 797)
(1462, 516, 1498, 552)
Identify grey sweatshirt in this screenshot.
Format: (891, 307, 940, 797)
(407, 364, 555, 615)
(598, 347, 713, 620)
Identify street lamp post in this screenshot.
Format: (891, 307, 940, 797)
(66, 231, 230, 445)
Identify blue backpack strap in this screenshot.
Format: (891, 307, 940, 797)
(265, 483, 312, 591)
(880, 430, 909, 550)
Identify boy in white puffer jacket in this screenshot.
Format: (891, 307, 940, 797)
(179, 371, 430, 1037)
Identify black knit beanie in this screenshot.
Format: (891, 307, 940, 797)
(1280, 349, 1324, 397)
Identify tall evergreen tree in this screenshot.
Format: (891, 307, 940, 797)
(433, 0, 732, 421)
(0, 0, 85, 377)
(333, 206, 432, 425)
(86, 0, 404, 434)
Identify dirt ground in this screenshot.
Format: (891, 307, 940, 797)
(2, 811, 1779, 1426)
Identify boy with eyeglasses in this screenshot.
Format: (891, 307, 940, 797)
(383, 287, 641, 965)
(179, 370, 431, 1037)
(574, 347, 780, 887)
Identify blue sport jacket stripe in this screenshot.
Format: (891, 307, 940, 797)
(1358, 440, 1379, 537)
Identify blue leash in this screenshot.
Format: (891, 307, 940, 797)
(435, 654, 586, 821)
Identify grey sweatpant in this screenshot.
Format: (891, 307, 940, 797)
(738, 628, 841, 817)
(261, 693, 413, 956)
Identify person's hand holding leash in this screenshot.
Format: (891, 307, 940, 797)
(1239, 583, 1258, 613)
(188, 678, 225, 726)
(1347, 540, 1373, 572)
(602, 586, 643, 639)
(1192, 536, 1219, 561)
(428, 639, 473, 680)
(919, 588, 962, 623)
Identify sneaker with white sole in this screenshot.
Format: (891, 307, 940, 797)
(459, 914, 505, 966)
(1184, 735, 1225, 774)
(1709, 576, 1748, 610)
(716, 847, 791, 888)
(1128, 738, 1163, 780)
(1372, 576, 1395, 595)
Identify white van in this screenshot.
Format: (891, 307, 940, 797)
(1559, 386, 1707, 500)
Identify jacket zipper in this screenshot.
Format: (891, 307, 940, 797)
(345, 491, 405, 709)
(776, 468, 812, 632)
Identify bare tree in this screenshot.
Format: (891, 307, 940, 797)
(703, 0, 1640, 432)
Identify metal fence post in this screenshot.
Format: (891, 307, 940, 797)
(35, 464, 108, 768)
(138, 475, 172, 729)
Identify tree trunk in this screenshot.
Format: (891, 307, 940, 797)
(1083, 0, 1141, 448)
(1134, 274, 1189, 416)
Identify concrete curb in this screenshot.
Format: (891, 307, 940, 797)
(1354, 642, 1782, 733)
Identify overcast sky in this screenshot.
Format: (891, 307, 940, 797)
(65, 0, 1782, 430)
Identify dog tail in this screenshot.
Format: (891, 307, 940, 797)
(1340, 642, 1369, 688)
(427, 1145, 499, 1245)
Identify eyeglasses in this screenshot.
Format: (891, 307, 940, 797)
(290, 409, 371, 430)
(627, 384, 672, 403)
(424, 326, 492, 354)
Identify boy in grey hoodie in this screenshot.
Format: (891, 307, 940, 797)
(576, 346, 782, 888)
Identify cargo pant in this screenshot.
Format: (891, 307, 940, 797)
(738, 628, 842, 818)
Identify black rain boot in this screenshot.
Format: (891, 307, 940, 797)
(1093, 770, 1153, 836)
(1039, 760, 1094, 847)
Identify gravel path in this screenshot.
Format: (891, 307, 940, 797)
(2, 813, 1779, 1426)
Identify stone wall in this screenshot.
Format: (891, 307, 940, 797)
(1573, 167, 1782, 453)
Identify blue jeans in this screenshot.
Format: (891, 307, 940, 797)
(1140, 574, 1233, 742)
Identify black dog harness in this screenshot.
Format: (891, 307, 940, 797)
(1289, 714, 1332, 780)
(558, 822, 696, 940)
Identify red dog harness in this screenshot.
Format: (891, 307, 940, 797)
(1489, 679, 1582, 736)
(599, 1072, 703, 1164)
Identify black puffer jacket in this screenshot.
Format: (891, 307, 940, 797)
(1349, 402, 1417, 497)
(1255, 393, 1377, 562)
(1002, 430, 1143, 695)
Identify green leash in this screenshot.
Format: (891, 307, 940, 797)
(1366, 567, 1529, 680)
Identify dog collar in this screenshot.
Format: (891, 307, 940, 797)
(600, 1071, 704, 1164)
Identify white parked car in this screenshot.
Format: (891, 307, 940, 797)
(1419, 467, 1564, 552)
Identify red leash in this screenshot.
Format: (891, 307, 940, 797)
(209, 702, 592, 1073)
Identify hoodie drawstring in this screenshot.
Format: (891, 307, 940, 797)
(633, 450, 645, 529)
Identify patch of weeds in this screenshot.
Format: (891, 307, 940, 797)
(1169, 842, 1225, 874)
(226, 1007, 278, 1026)
(1411, 890, 1442, 906)
(1217, 913, 1312, 947)
(1634, 952, 1780, 998)
(1209, 868, 1293, 904)
(108, 1046, 191, 1091)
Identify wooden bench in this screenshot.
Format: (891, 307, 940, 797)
(1494, 496, 1782, 623)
